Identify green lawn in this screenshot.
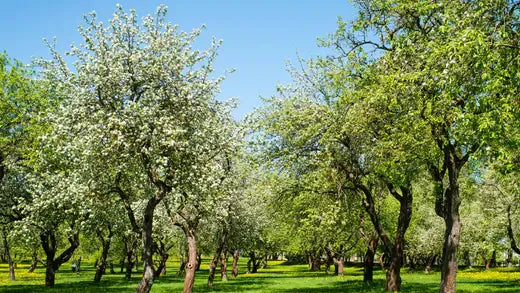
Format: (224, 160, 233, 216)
(1, 259, 519, 292)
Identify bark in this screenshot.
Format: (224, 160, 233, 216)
(308, 251, 321, 271)
(247, 251, 262, 273)
(136, 197, 159, 293)
(207, 253, 219, 286)
(28, 250, 38, 273)
(123, 238, 135, 280)
(220, 250, 228, 281)
(379, 254, 386, 271)
(364, 233, 378, 283)
(335, 256, 345, 276)
(325, 247, 334, 274)
(183, 226, 198, 293)
(486, 251, 496, 270)
(429, 141, 471, 293)
(40, 230, 80, 286)
(153, 241, 170, 277)
(3, 231, 14, 280)
(358, 182, 412, 292)
(386, 262, 401, 292)
(94, 226, 113, 282)
(232, 250, 239, 278)
(196, 252, 202, 271)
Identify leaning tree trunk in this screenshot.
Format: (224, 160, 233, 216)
(136, 198, 159, 293)
(94, 226, 113, 282)
(220, 249, 228, 281)
(183, 226, 198, 293)
(3, 231, 15, 280)
(364, 233, 378, 283)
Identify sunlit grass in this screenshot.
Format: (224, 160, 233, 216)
(0, 259, 519, 292)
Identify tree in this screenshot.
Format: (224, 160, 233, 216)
(38, 5, 237, 293)
(325, 1, 520, 291)
(0, 54, 47, 282)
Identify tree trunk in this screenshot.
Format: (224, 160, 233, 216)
(196, 252, 202, 271)
(308, 251, 320, 271)
(430, 143, 467, 293)
(40, 230, 79, 287)
(183, 226, 198, 293)
(425, 255, 436, 273)
(28, 250, 38, 273)
(379, 254, 386, 271)
(325, 247, 334, 274)
(232, 250, 239, 278)
(207, 253, 219, 287)
(386, 259, 401, 292)
(94, 229, 112, 282)
(358, 182, 412, 292)
(220, 250, 228, 281)
(384, 186, 412, 292)
(125, 242, 134, 280)
(335, 256, 345, 276)
(439, 185, 461, 293)
(154, 241, 169, 278)
(45, 264, 55, 287)
(3, 231, 15, 281)
(486, 250, 496, 270)
(178, 252, 187, 275)
(136, 197, 159, 293)
(364, 233, 378, 283)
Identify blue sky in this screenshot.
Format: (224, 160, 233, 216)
(0, 1, 356, 119)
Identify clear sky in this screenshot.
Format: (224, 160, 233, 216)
(0, 0, 356, 119)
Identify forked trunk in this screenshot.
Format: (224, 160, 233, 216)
(183, 227, 198, 293)
(41, 230, 79, 287)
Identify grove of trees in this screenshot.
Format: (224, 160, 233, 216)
(2, 1, 520, 293)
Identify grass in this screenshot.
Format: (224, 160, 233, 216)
(0, 259, 519, 292)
